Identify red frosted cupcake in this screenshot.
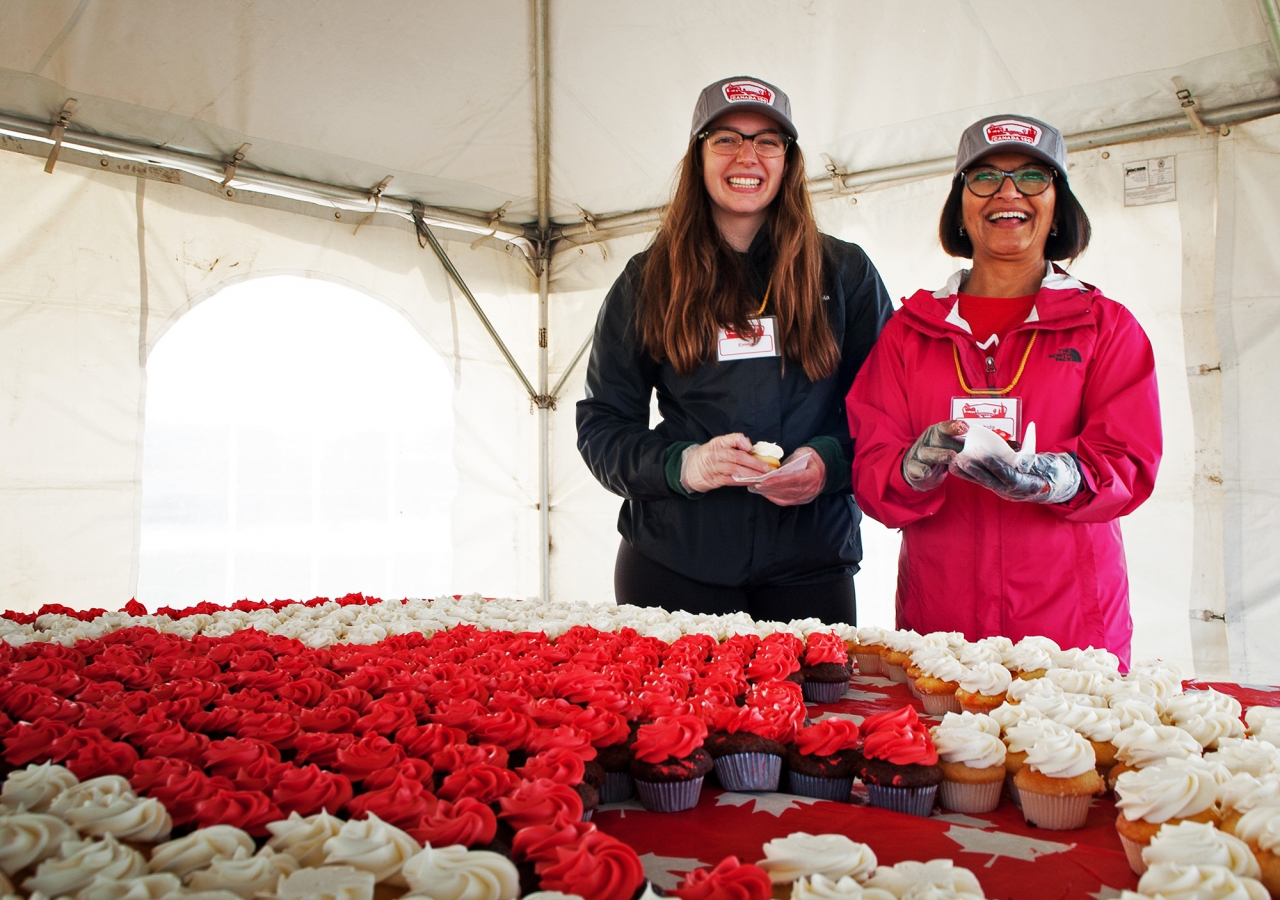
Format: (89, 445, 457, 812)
(628, 715, 713, 812)
(785, 718, 862, 802)
(858, 706, 943, 817)
(670, 856, 773, 900)
(800, 633, 852, 704)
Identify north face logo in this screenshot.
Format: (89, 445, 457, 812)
(1050, 348, 1082, 362)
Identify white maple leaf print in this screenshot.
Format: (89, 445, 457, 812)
(810, 711, 865, 726)
(596, 797, 647, 818)
(1089, 888, 1127, 900)
(850, 675, 896, 688)
(933, 812, 999, 829)
(639, 852, 710, 889)
(715, 790, 826, 816)
(943, 824, 1076, 867)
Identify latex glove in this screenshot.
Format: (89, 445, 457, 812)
(680, 433, 772, 493)
(950, 449, 1082, 503)
(902, 420, 968, 491)
(748, 447, 826, 506)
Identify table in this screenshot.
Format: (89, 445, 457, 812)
(593, 675, 1279, 899)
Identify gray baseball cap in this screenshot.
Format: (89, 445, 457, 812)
(689, 76, 797, 142)
(954, 114, 1068, 182)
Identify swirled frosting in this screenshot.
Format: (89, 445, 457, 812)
(1142, 821, 1260, 878)
(322, 813, 420, 885)
(1115, 760, 1228, 823)
(631, 715, 707, 763)
(1135, 863, 1268, 900)
(149, 824, 256, 878)
(1023, 724, 1096, 778)
(930, 725, 1006, 769)
(1217, 773, 1280, 813)
(1114, 723, 1203, 768)
(1110, 697, 1162, 729)
(65, 793, 172, 842)
(938, 712, 1001, 737)
(1006, 641, 1054, 674)
(186, 846, 299, 898)
(48, 775, 135, 818)
(756, 832, 877, 884)
(275, 865, 376, 900)
(862, 860, 984, 898)
(0, 810, 76, 875)
(0, 762, 78, 813)
(1233, 802, 1280, 851)
(988, 702, 1043, 733)
(23, 834, 148, 897)
(790, 874, 898, 899)
(1163, 692, 1246, 748)
(76, 871, 183, 900)
(401, 845, 520, 900)
(956, 663, 1011, 696)
(1053, 704, 1122, 744)
(914, 653, 967, 683)
(266, 811, 346, 867)
(1205, 738, 1280, 778)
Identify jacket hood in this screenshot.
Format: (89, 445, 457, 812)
(898, 263, 1101, 338)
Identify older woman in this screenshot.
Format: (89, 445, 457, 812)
(577, 76, 892, 623)
(846, 114, 1161, 666)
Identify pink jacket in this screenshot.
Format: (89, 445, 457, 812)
(846, 268, 1162, 667)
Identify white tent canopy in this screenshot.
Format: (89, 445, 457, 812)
(2, 1, 1279, 681)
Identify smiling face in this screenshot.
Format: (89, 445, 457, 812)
(701, 109, 788, 249)
(960, 150, 1057, 267)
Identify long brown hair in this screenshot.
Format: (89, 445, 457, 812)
(636, 139, 838, 381)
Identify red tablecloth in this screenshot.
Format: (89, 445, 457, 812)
(593, 676, 1280, 898)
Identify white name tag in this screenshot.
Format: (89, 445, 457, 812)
(717, 316, 779, 361)
(950, 396, 1022, 446)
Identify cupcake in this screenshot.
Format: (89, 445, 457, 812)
(1053, 703, 1124, 773)
(1013, 720, 1103, 830)
(800, 633, 852, 704)
(954, 662, 1012, 714)
(851, 627, 889, 676)
(1162, 691, 1246, 751)
(930, 713, 1006, 814)
(1006, 637, 1059, 680)
(628, 715, 713, 812)
(1114, 758, 1228, 873)
(858, 706, 941, 817)
(1246, 707, 1280, 747)
(1141, 821, 1261, 881)
(704, 705, 787, 793)
(785, 718, 862, 802)
(877, 632, 918, 684)
(1218, 773, 1280, 834)
(756, 832, 878, 897)
(912, 652, 967, 716)
(1108, 722, 1204, 790)
(862, 859, 986, 898)
(1228, 801, 1280, 896)
(1135, 863, 1269, 900)
(669, 856, 772, 900)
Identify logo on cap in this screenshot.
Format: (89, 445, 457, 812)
(722, 81, 775, 106)
(984, 119, 1041, 146)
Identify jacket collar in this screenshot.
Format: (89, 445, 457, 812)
(905, 262, 1096, 337)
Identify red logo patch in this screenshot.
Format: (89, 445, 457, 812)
(983, 119, 1041, 146)
(722, 81, 775, 106)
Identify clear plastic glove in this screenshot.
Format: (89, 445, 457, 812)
(902, 420, 968, 491)
(950, 448, 1082, 503)
(680, 433, 771, 493)
(748, 447, 826, 506)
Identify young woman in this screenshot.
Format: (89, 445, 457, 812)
(576, 76, 892, 624)
(846, 114, 1162, 665)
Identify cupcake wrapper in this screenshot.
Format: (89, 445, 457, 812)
(884, 663, 910, 683)
(938, 779, 1002, 814)
(787, 772, 853, 802)
(581, 808, 594, 822)
(635, 776, 704, 812)
(1019, 790, 1091, 830)
(854, 653, 883, 675)
(1118, 833, 1148, 875)
(599, 771, 635, 804)
(865, 784, 937, 817)
(909, 682, 922, 699)
(714, 752, 782, 792)
(920, 692, 962, 715)
(1004, 774, 1022, 807)
(802, 680, 847, 704)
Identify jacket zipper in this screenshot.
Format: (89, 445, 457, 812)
(984, 354, 997, 390)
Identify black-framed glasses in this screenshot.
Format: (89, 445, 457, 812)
(699, 128, 792, 158)
(963, 165, 1055, 197)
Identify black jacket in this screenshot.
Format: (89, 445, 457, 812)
(575, 230, 893, 587)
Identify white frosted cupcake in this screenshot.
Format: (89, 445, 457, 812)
(1229, 801, 1280, 897)
(955, 662, 1011, 714)
(756, 832, 877, 898)
(930, 714, 1006, 814)
(1162, 690, 1246, 750)
(862, 859, 985, 897)
(1135, 863, 1268, 900)
(1014, 723, 1103, 830)
(1141, 821, 1260, 880)
(1114, 759, 1229, 874)
(913, 652, 967, 715)
(1246, 707, 1280, 747)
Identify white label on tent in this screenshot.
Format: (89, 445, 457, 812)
(1124, 156, 1176, 206)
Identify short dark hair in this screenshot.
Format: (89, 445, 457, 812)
(938, 174, 1091, 261)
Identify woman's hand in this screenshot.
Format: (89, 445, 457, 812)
(748, 447, 826, 506)
(902, 420, 968, 491)
(680, 433, 771, 493)
(950, 450, 1082, 503)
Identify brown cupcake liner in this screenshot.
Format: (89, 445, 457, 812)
(802, 680, 847, 704)
(634, 776, 704, 812)
(714, 752, 782, 792)
(787, 772, 853, 802)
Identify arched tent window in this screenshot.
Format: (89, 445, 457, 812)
(139, 275, 456, 607)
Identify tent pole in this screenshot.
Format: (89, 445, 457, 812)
(534, 0, 552, 603)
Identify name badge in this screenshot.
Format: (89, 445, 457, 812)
(950, 396, 1022, 447)
(717, 316, 779, 361)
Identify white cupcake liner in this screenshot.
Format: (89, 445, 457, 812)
(1118, 833, 1148, 875)
(634, 776, 704, 812)
(787, 772, 854, 802)
(854, 653, 883, 675)
(802, 680, 847, 704)
(714, 752, 782, 792)
(865, 784, 937, 817)
(920, 692, 962, 715)
(599, 771, 635, 803)
(938, 779, 1003, 814)
(884, 663, 910, 683)
(1019, 790, 1091, 830)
